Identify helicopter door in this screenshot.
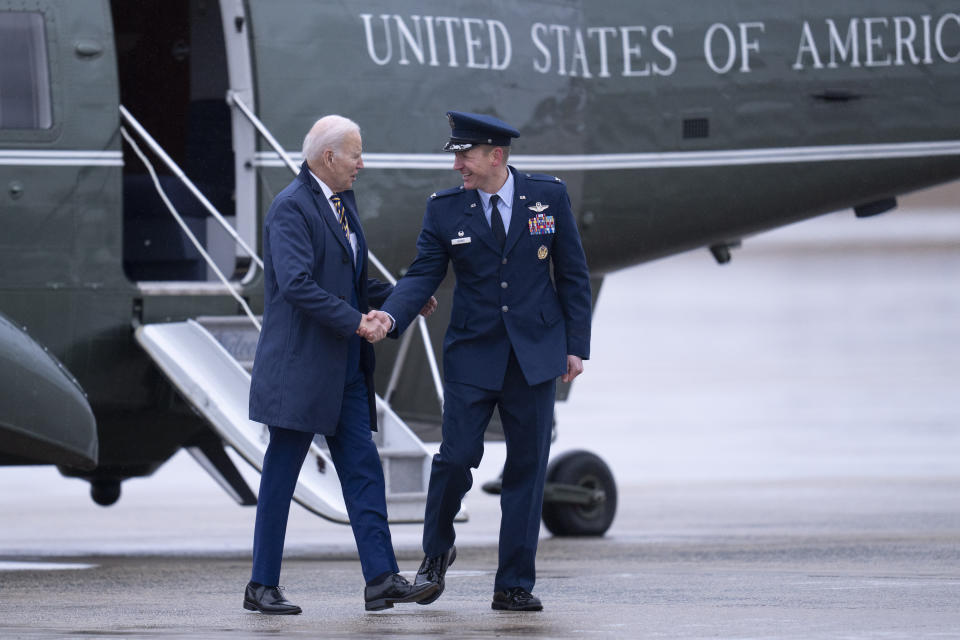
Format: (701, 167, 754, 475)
(111, 0, 243, 283)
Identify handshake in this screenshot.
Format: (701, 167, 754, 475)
(356, 297, 438, 344)
(357, 309, 392, 343)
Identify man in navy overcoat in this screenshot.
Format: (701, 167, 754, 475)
(244, 115, 437, 613)
(380, 112, 592, 611)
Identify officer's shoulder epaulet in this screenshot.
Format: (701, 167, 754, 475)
(523, 172, 566, 186)
(428, 185, 465, 200)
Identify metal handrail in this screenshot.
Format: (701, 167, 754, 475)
(120, 124, 261, 330)
(227, 92, 444, 408)
(119, 105, 264, 272)
(365, 251, 443, 407)
(227, 91, 299, 175)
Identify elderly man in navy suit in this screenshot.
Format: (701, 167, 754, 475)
(244, 115, 438, 613)
(378, 111, 592, 611)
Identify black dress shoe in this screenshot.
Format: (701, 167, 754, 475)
(414, 545, 456, 605)
(364, 573, 439, 611)
(243, 581, 302, 614)
(492, 587, 543, 611)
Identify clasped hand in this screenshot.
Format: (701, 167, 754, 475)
(357, 297, 437, 343)
(419, 296, 438, 318)
(357, 310, 391, 343)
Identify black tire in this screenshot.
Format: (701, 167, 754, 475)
(90, 478, 121, 506)
(541, 450, 617, 536)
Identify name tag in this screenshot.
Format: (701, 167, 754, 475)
(451, 237, 472, 245)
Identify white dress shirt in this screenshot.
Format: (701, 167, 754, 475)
(308, 171, 398, 330)
(308, 170, 357, 264)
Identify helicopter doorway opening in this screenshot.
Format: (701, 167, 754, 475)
(112, 0, 249, 283)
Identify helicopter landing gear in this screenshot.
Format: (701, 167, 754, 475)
(90, 477, 122, 506)
(58, 464, 159, 507)
(481, 449, 617, 537)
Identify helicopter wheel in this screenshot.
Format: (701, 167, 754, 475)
(541, 450, 617, 537)
(90, 477, 122, 506)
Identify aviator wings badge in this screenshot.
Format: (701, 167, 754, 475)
(528, 201, 550, 213)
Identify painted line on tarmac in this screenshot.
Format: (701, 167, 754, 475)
(0, 561, 96, 571)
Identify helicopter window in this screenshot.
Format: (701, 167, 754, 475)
(0, 12, 52, 129)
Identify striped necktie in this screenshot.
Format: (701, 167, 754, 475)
(330, 194, 350, 243)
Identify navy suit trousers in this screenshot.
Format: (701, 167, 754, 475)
(250, 373, 399, 585)
(251, 290, 398, 586)
(422, 350, 556, 592)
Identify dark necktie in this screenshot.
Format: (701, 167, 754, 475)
(490, 194, 506, 249)
(330, 194, 350, 243)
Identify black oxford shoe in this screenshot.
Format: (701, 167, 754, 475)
(414, 545, 456, 605)
(243, 581, 302, 615)
(364, 573, 439, 611)
(492, 587, 543, 611)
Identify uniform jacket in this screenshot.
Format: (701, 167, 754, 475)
(249, 164, 392, 434)
(382, 167, 591, 389)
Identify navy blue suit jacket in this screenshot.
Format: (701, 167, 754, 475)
(382, 167, 591, 389)
(249, 164, 392, 434)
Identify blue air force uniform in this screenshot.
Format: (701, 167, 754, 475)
(382, 113, 592, 594)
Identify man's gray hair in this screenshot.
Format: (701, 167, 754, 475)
(302, 115, 361, 165)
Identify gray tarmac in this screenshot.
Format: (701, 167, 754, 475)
(1, 478, 958, 639)
(1, 199, 959, 638)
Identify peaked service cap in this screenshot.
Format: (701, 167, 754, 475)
(443, 111, 520, 151)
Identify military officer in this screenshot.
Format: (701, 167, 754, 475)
(380, 111, 592, 611)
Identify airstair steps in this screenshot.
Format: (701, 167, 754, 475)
(135, 316, 434, 523)
(194, 315, 257, 371)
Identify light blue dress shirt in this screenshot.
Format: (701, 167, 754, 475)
(478, 170, 515, 235)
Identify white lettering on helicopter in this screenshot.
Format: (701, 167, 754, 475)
(703, 22, 765, 73)
(360, 14, 511, 69)
(792, 14, 960, 69)
(530, 23, 677, 77)
(359, 13, 960, 77)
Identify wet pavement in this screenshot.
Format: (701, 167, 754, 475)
(1, 205, 959, 638)
(0, 477, 958, 639)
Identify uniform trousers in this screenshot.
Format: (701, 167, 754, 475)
(422, 350, 556, 592)
(250, 369, 399, 586)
